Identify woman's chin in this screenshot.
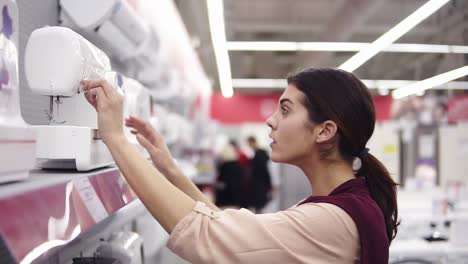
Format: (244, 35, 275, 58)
(271, 152, 297, 165)
(270, 152, 283, 163)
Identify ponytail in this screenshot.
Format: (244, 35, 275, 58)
(360, 153, 399, 242)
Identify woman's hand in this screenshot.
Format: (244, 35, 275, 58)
(82, 79, 125, 145)
(125, 116, 178, 177)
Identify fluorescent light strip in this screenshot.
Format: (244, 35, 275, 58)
(339, 0, 451, 72)
(207, 0, 233, 98)
(392, 66, 468, 99)
(387, 43, 468, 53)
(232, 79, 287, 88)
(232, 78, 468, 90)
(226, 41, 468, 54)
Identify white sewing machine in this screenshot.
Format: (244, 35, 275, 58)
(24, 26, 119, 171)
(0, 0, 37, 183)
(59, 0, 154, 66)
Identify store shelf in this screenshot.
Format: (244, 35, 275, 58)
(390, 238, 468, 262)
(0, 167, 139, 263)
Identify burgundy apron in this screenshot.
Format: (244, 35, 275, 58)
(298, 178, 389, 264)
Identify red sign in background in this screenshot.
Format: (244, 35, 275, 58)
(448, 95, 468, 123)
(210, 93, 280, 124)
(210, 92, 393, 124)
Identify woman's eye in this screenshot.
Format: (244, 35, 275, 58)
(281, 107, 288, 114)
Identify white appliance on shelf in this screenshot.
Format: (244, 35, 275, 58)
(24, 26, 120, 171)
(147, 66, 183, 102)
(120, 74, 151, 154)
(0, 0, 36, 183)
(390, 238, 468, 263)
(59, 0, 160, 68)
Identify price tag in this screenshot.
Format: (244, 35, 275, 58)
(73, 177, 108, 222)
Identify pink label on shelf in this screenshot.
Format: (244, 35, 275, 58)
(72, 177, 109, 223)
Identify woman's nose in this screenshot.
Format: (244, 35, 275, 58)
(266, 114, 275, 129)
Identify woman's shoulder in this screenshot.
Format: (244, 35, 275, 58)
(255, 204, 360, 254)
(255, 203, 358, 235)
(287, 202, 357, 222)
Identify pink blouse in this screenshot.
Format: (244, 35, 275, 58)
(167, 201, 360, 263)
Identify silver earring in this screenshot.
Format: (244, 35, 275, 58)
(352, 157, 362, 171)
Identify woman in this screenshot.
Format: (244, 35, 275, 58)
(82, 68, 398, 263)
(215, 142, 244, 208)
(245, 136, 272, 212)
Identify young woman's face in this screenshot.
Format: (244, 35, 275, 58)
(266, 84, 318, 164)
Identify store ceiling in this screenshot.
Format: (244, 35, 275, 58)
(174, 0, 468, 94)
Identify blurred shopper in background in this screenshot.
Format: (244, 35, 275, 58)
(84, 68, 398, 263)
(228, 139, 251, 208)
(215, 142, 244, 208)
(246, 136, 272, 213)
(230, 139, 249, 170)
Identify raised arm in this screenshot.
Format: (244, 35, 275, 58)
(125, 115, 220, 211)
(82, 79, 218, 232)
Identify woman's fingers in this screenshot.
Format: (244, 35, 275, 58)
(83, 80, 108, 101)
(82, 79, 120, 103)
(125, 115, 146, 128)
(83, 79, 112, 94)
(81, 79, 125, 144)
(125, 116, 153, 134)
(83, 79, 125, 113)
(89, 87, 108, 111)
(125, 119, 146, 134)
(126, 117, 164, 147)
(82, 79, 103, 92)
(84, 90, 97, 109)
(130, 116, 157, 133)
(126, 117, 156, 144)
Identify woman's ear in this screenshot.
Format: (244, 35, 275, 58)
(315, 120, 338, 143)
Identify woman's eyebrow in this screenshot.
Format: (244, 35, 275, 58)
(280, 98, 293, 105)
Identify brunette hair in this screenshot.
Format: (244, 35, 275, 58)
(287, 68, 399, 242)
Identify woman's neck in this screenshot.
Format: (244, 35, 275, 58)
(299, 157, 356, 197)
